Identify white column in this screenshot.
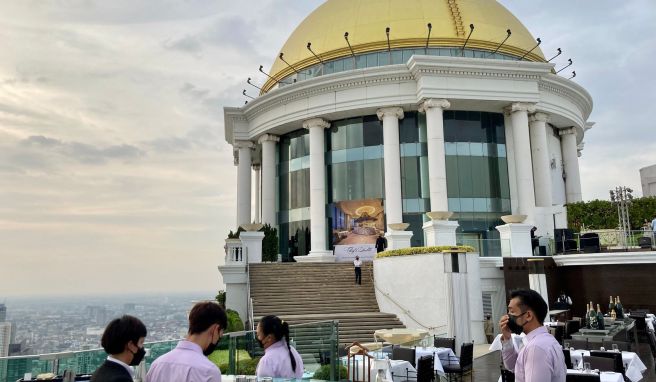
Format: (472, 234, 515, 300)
(252, 164, 261, 223)
(505, 103, 537, 224)
(258, 134, 279, 226)
(423, 219, 459, 246)
(529, 113, 553, 208)
(419, 99, 451, 212)
(559, 127, 583, 203)
(301, 118, 333, 261)
(235, 141, 254, 227)
(503, 112, 519, 215)
(496, 223, 533, 257)
(377, 107, 405, 228)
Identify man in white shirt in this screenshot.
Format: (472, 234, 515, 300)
(353, 256, 362, 285)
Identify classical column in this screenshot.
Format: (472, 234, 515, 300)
(235, 140, 254, 227)
(505, 103, 537, 224)
(377, 107, 405, 228)
(258, 134, 279, 226)
(252, 164, 261, 223)
(559, 127, 583, 203)
(503, 112, 519, 215)
(419, 98, 451, 212)
(302, 118, 333, 261)
(529, 112, 553, 208)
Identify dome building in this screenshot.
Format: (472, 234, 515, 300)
(224, 0, 593, 261)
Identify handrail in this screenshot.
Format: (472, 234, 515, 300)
(367, 266, 446, 333)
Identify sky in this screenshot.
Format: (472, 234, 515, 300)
(0, 0, 654, 298)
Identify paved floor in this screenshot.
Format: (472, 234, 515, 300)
(471, 343, 656, 382)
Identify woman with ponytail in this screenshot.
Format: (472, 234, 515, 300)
(256, 315, 304, 379)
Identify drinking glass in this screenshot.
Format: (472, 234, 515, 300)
(564, 341, 570, 349)
(612, 344, 619, 352)
(600, 347, 606, 351)
(584, 362, 591, 373)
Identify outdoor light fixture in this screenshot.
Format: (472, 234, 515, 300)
(519, 37, 541, 60)
(548, 48, 562, 62)
(306, 42, 324, 65)
(461, 24, 475, 56)
(556, 58, 573, 74)
(488, 29, 511, 58)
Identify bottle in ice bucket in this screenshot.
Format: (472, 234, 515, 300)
(596, 304, 605, 330)
(615, 296, 624, 318)
(587, 301, 599, 329)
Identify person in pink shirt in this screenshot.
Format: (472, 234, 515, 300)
(499, 289, 566, 382)
(146, 301, 226, 382)
(256, 315, 304, 379)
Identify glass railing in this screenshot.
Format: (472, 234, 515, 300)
(564, 229, 656, 254)
(456, 237, 510, 257)
(0, 320, 339, 382)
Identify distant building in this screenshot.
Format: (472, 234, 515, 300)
(0, 304, 6, 322)
(640, 164, 656, 197)
(0, 321, 11, 357)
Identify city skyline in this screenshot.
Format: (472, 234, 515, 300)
(1, 0, 655, 297)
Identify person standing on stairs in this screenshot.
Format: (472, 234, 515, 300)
(256, 315, 304, 379)
(354, 255, 362, 285)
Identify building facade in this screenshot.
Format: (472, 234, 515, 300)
(640, 164, 656, 197)
(223, 0, 593, 260)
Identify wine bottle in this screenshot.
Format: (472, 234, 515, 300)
(588, 301, 599, 329)
(596, 304, 605, 330)
(609, 296, 616, 317)
(585, 303, 590, 328)
(616, 296, 624, 319)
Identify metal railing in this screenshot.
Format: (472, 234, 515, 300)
(0, 321, 339, 382)
(568, 229, 656, 253)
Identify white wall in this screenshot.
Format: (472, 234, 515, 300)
(548, 131, 566, 206)
(640, 164, 656, 197)
(479, 258, 506, 336)
(374, 253, 449, 335)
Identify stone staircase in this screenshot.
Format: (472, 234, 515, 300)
(249, 262, 405, 349)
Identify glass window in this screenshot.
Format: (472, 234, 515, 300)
(345, 119, 364, 148)
(346, 161, 364, 200)
(363, 146, 383, 160)
(356, 55, 366, 69)
(378, 51, 391, 65)
(331, 162, 347, 202)
(363, 116, 383, 146)
(401, 157, 420, 199)
(366, 53, 378, 67)
(399, 112, 418, 143)
(391, 50, 403, 64)
(363, 159, 384, 199)
(346, 147, 364, 162)
(330, 122, 347, 150)
(331, 149, 347, 164)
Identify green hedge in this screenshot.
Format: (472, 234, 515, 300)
(313, 364, 348, 381)
(376, 245, 475, 258)
(567, 197, 656, 232)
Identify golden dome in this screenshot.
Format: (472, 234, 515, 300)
(264, 0, 544, 92)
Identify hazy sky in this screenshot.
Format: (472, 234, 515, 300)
(1, 1, 654, 297)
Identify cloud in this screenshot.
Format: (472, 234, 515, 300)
(22, 135, 144, 164)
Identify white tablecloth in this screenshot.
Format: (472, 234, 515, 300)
(567, 370, 624, 382)
(341, 355, 411, 382)
(645, 315, 654, 331)
(414, 346, 458, 375)
(569, 350, 647, 382)
(489, 333, 525, 353)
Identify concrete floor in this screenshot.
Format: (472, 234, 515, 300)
(471, 343, 656, 382)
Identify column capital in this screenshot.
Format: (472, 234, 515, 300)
(418, 99, 450, 113)
(558, 127, 577, 137)
(257, 133, 280, 144)
(234, 140, 255, 149)
(529, 112, 549, 124)
(504, 102, 537, 115)
(377, 107, 404, 121)
(303, 117, 331, 130)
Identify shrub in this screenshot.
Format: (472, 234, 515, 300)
(375, 245, 475, 259)
(567, 197, 656, 232)
(228, 227, 246, 239)
(226, 309, 244, 333)
(215, 290, 226, 308)
(262, 223, 279, 262)
(313, 364, 348, 381)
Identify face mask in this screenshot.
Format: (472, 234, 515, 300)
(203, 328, 220, 356)
(507, 312, 527, 335)
(129, 346, 146, 366)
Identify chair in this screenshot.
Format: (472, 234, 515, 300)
(549, 325, 565, 345)
(582, 355, 615, 372)
(567, 339, 589, 350)
(562, 349, 573, 369)
(646, 330, 656, 357)
(392, 346, 417, 367)
(416, 355, 435, 382)
(589, 351, 624, 376)
(580, 233, 601, 253)
(601, 340, 630, 352)
(565, 374, 600, 382)
(443, 342, 473, 382)
(434, 336, 456, 352)
(565, 320, 581, 340)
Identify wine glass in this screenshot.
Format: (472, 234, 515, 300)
(583, 362, 591, 373)
(564, 341, 570, 349)
(612, 344, 619, 352)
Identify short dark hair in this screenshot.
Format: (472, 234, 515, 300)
(188, 301, 227, 335)
(101, 315, 147, 355)
(510, 289, 548, 324)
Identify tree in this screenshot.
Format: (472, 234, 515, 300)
(261, 223, 279, 262)
(215, 290, 226, 308)
(567, 196, 656, 232)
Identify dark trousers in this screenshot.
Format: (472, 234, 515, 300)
(354, 267, 361, 285)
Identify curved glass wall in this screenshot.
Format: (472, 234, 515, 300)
(277, 111, 511, 259)
(277, 47, 520, 89)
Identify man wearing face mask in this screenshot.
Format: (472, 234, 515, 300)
(500, 289, 566, 382)
(91, 315, 147, 382)
(147, 301, 227, 382)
